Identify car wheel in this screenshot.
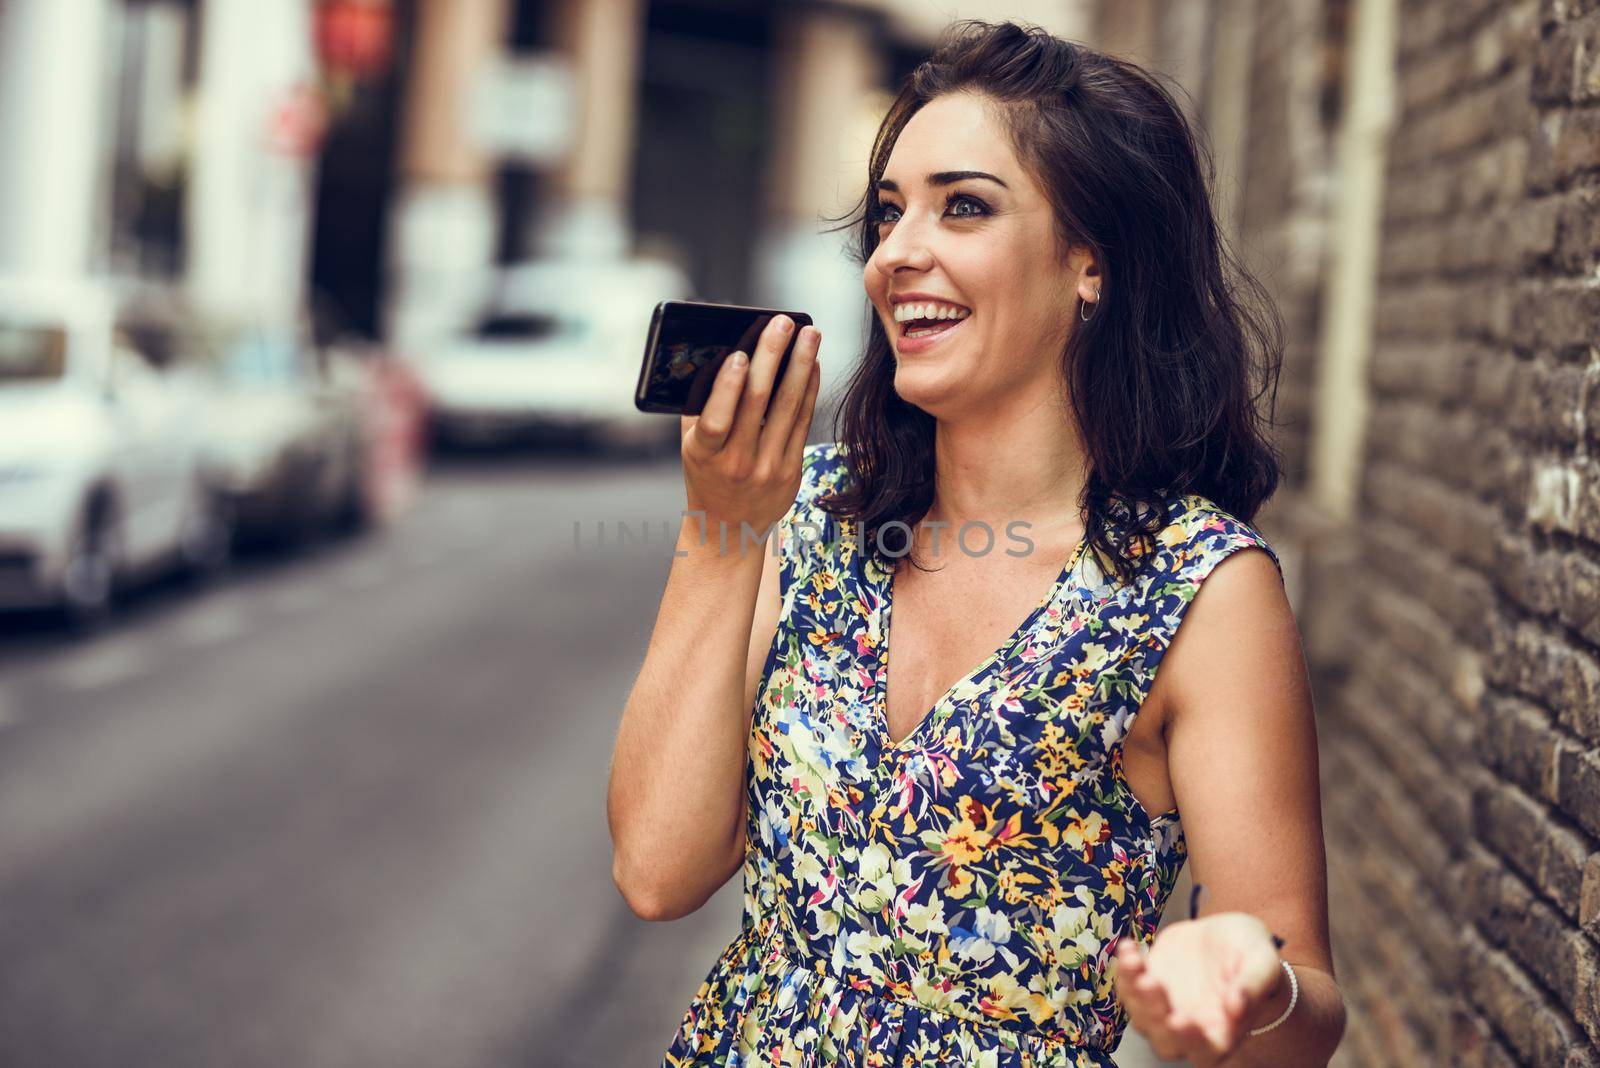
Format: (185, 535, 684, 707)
(177, 482, 234, 582)
(329, 435, 371, 537)
(277, 493, 321, 552)
(60, 497, 122, 633)
(273, 453, 328, 553)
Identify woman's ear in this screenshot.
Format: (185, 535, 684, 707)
(1066, 243, 1102, 301)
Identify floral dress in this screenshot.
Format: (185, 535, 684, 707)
(661, 441, 1282, 1068)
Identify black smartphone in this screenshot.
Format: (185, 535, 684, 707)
(634, 300, 813, 416)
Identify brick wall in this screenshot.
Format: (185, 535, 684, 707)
(1101, 0, 1600, 1062)
(1237, 0, 1600, 1063)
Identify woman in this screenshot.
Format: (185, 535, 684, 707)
(609, 20, 1346, 1068)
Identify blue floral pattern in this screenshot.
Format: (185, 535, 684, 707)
(661, 441, 1282, 1068)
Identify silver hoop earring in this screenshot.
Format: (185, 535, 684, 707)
(1079, 293, 1099, 322)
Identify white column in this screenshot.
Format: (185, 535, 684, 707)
(186, 0, 318, 322)
(0, 0, 111, 279)
(753, 6, 886, 432)
(528, 0, 645, 260)
(1309, 0, 1399, 520)
(387, 0, 508, 351)
(1204, 0, 1258, 243)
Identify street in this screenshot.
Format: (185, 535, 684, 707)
(0, 448, 741, 1068)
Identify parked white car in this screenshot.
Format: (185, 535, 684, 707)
(411, 257, 692, 452)
(196, 315, 368, 548)
(0, 278, 231, 626)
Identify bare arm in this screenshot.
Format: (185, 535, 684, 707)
(1154, 548, 1347, 1065)
(607, 316, 820, 922)
(607, 521, 786, 921)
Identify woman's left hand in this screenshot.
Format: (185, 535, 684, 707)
(1112, 911, 1286, 1065)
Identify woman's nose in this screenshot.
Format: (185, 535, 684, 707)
(872, 221, 935, 273)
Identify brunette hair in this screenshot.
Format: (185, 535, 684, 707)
(818, 19, 1284, 586)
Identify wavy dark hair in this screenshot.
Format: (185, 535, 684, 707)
(816, 19, 1283, 587)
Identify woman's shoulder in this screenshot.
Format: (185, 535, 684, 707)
(800, 439, 848, 476)
(772, 442, 854, 584)
(771, 440, 848, 539)
(795, 440, 852, 507)
(1154, 491, 1282, 582)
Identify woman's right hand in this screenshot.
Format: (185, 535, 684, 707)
(679, 314, 822, 542)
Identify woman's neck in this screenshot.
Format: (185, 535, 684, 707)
(925, 413, 1090, 537)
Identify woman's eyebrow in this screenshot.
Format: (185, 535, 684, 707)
(874, 170, 1010, 193)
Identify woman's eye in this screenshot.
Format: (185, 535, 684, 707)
(872, 194, 988, 225)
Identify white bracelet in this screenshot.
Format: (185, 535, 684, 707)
(1246, 959, 1299, 1036)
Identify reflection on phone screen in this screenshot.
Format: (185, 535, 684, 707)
(647, 313, 770, 414)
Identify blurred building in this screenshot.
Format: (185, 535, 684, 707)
(0, 0, 1103, 423)
(0, 0, 368, 341)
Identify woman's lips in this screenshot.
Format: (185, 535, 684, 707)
(894, 313, 968, 354)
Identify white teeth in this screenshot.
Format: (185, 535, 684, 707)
(893, 301, 970, 323)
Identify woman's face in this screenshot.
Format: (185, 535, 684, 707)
(863, 91, 1098, 418)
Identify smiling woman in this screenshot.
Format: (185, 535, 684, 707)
(614, 18, 1345, 1068)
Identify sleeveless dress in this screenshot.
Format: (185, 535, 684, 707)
(661, 441, 1283, 1068)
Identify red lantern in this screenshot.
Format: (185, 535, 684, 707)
(314, 0, 394, 82)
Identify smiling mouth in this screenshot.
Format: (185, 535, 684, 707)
(898, 314, 968, 341)
(903, 319, 959, 339)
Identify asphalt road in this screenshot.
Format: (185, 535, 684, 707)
(0, 446, 1162, 1068)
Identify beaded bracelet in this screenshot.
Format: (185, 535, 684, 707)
(1245, 959, 1299, 1036)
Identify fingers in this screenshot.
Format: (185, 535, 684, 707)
(682, 349, 750, 458)
(1115, 940, 1172, 1023)
(1164, 969, 1244, 1060)
(759, 324, 820, 468)
(725, 315, 796, 459)
(1115, 939, 1242, 1065)
(1223, 976, 1245, 1016)
(1162, 1011, 1237, 1066)
(783, 356, 821, 473)
(1217, 955, 1245, 1016)
(1184, 1000, 1240, 1056)
(1115, 941, 1188, 1061)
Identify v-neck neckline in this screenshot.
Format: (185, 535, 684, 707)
(871, 531, 1089, 756)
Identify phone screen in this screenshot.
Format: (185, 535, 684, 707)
(635, 301, 811, 416)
